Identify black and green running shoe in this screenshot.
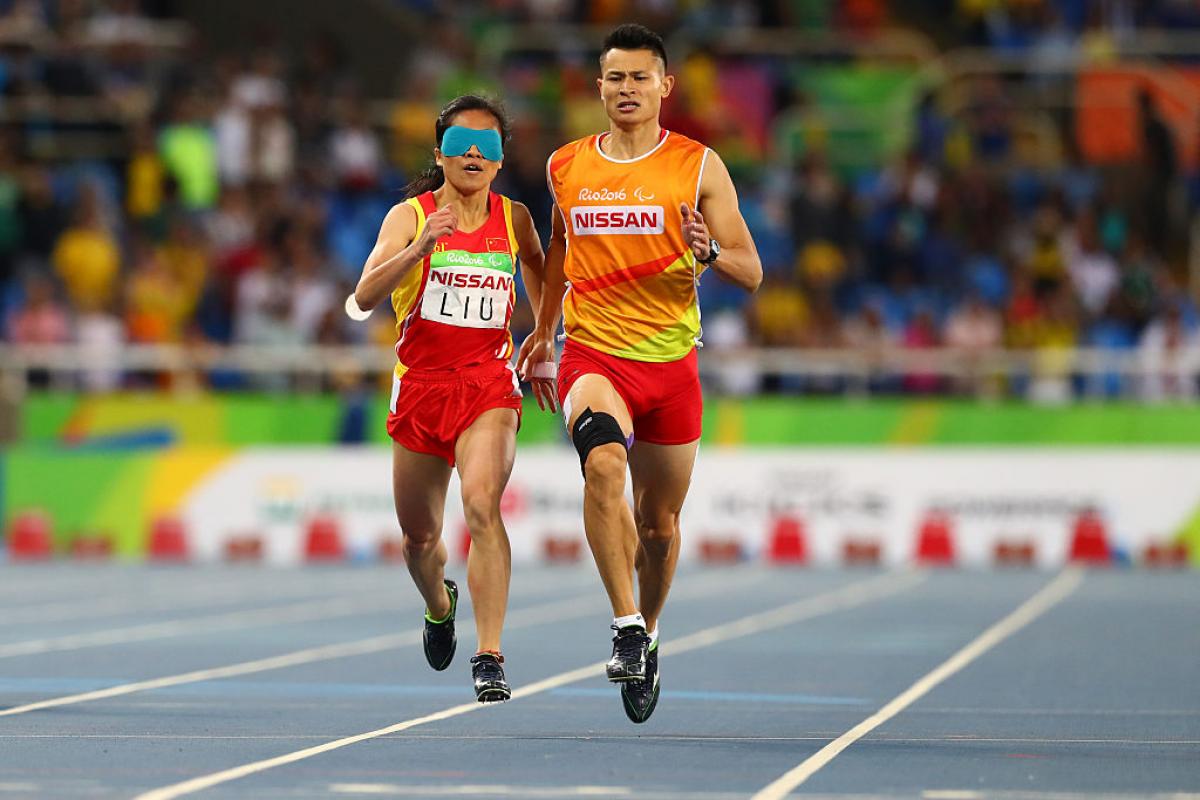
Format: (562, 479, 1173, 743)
(620, 639, 660, 723)
(470, 652, 511, 703)
(606, 624, 649, 682)
(422, 579, 458, 671)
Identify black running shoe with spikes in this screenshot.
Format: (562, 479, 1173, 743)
(621, 639, 660, 723)
(470, 653, 510, 703)
(422, 579, 457, 671)
(606, 624, 649, 682)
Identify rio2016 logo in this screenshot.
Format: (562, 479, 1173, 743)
(578, 186, 656, 203)
(579, 187, 625, 201)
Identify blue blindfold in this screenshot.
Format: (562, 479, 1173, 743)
(440, 126, 503, 161)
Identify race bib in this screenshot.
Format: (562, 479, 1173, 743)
(420, 251, 514, 329)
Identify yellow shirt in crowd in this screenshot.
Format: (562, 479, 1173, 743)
(52, 227, 120, 311)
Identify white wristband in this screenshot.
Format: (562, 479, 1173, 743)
(344, 293, 373, 321)
(530, 362, 557, 380)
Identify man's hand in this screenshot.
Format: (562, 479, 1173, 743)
(516, 331, 559, 413)
(681, 203, 712, 263)
(413, 206, 458, 257)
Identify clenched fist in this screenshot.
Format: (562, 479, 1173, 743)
(413, 206, 459, 257)
(680, 203, 712, 263)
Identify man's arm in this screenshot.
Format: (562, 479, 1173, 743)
(515, 203, 567, 412)
(683, 150, 762, 292)
(534, 204, 567, 338)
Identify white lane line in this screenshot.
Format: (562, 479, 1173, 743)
(750, 568, 1084, 800)
(0, 594, 407, 660)
(0, 566, 599, 660)
(925, 794, 1200, 800)
(0, 578, 163, 606)
(331, 784, 632, 796)
(0, 568, 289, 601)
(133, 570, 926, 800)
(0, 582, 363, 627)
(0, 565, 765, 718)
(0, 565, 581, 615)
(904, 706, 1200, 717)
(329, 787, 756, 800)
(365, 734, 1200, 745)
(2, 733, 1197, 746)
(0, 566, 591, 627)
(0, 593, 595, 718)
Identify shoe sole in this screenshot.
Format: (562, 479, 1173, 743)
(606, 671, 646, 683)
(424, 641, 455, 672)
(621, 652, 661, 724)
(621, 679, 660, 724)
(476, 688, 511, 703)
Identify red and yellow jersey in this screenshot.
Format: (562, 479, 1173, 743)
(547, 130, 710, 362)
(391, 191, 520, 377)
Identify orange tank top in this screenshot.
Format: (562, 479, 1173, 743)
(547, 130, 710, 362)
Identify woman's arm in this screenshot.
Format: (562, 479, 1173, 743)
(353, 202, 458, 311)
(511, 201, 546, 325)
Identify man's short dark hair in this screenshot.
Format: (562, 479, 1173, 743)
(600, 23, 667, 70)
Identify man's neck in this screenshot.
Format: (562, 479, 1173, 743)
(601, 122, 664, 160)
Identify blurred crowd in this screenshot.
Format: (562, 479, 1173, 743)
(3, 0, 1200, 399)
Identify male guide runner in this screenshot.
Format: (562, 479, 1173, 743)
(517, 24, 762, 723)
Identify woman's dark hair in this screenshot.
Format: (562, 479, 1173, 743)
(600, 23, 668, 70)
(403, 94, 512, 198)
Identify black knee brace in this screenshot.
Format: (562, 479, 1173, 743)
(570, 407, 628, 477)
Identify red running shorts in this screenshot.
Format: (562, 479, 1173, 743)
(387, 361, 523, 466)
(556, 340, 702, 446)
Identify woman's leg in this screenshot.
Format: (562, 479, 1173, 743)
(453, 407, 519, 654)
(393, 442, 455, 618)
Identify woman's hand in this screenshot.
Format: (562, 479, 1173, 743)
(516, 331, 559, 413)
(412, 206, 458, 257)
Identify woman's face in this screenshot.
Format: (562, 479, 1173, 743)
(436, 108, 503, 193)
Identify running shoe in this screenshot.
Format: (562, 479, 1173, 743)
(422, 579, 457, 671)
(470, 653, 511, 703)
(620, 638, 660, 723)
(606, 624, 649, 682)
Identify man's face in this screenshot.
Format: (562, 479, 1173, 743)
(597, 48, 674, 127)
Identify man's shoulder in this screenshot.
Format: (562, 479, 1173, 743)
(548, 135, 595, 170)
(662, 130, 712, 160)
(558, 134, 598, 153)
(665, 130, 708, 149)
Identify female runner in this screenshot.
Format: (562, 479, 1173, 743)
(351, 95, 548, 702)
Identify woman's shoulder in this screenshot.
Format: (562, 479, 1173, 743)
(379, 198, 421, 233)
(492, 191, 527, 211)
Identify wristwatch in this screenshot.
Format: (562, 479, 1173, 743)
(699, 238, 721, 266)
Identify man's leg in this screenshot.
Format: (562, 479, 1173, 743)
(620, 438, 698, 723)
(629, 439, 699, 635)
(392, 443, 454, 620)
(564, 374, 639, 620)
(453, 407, 518, 656)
